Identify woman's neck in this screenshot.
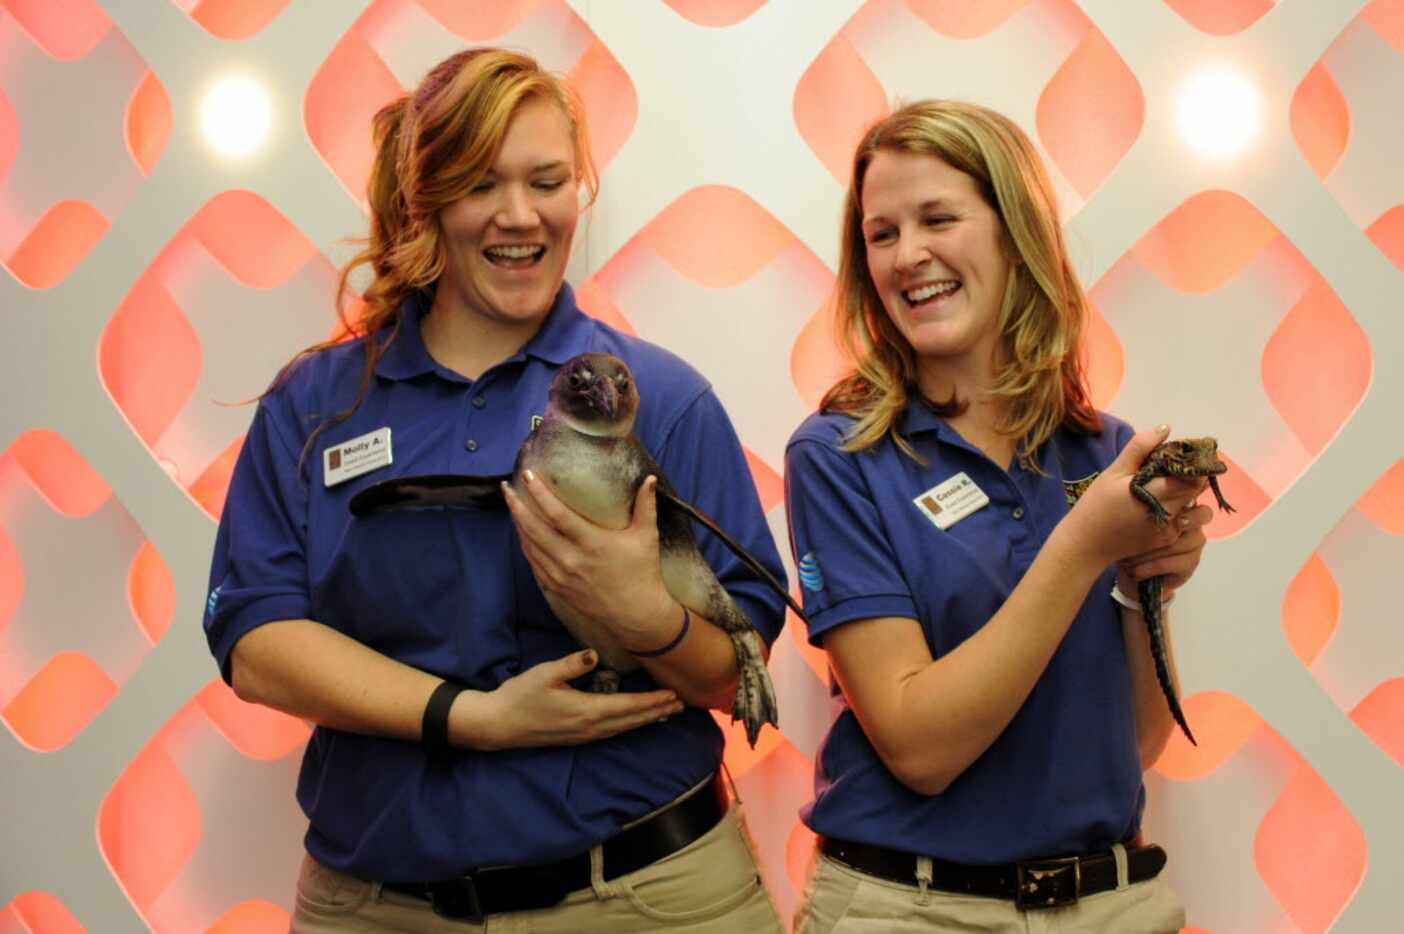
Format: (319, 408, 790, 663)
(916, 364, 1016, 470)
(943, 403, 1017, 471)
(420, 288, 545, 380)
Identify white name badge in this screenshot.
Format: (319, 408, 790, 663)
(323, 427, 392, 487)
(913, 472, 989, 530)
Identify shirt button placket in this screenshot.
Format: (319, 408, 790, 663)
(465, 389, 485, 454)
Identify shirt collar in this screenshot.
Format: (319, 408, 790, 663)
(519, 282, 593, 365)
(898, 392, 1049, 473)
(898, 393, 950, 438)
(373, 290, 436, 381)
(373, 283, 592, 381)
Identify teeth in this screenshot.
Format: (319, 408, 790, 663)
(905, 281, 959, 303)
(486, 245, 542, 259)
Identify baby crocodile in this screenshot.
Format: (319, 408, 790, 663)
(1063, 438, 1234, 746)
(1128, 437, 1235, 746)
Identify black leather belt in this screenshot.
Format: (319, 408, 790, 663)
(819, 836, 1167, 911)
(384, 773, 728, 922)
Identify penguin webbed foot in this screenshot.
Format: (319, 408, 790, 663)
(589, 667, 621, 694)
(728, 629, 778, 747)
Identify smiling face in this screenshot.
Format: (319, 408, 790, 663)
(436, 95, 580, 332)
(860, 148, 1014, 391)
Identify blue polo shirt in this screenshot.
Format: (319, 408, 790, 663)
(204, 284, 786, 882)
(784, 401, 1141, 865)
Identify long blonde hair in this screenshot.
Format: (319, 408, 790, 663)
(822, 100, 1098, 467)
(277, 48, 598, 460)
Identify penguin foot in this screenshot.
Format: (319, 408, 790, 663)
(729, 630, 778, 747)
(590, 667, 621, 694)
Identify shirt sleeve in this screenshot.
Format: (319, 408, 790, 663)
(1112, 417, 1135, 459)
(652, 389, 788, 646)
(203, 396, 313, 684)
(784, 433, 918, 646)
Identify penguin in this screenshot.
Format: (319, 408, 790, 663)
(349, 352, 796, 746)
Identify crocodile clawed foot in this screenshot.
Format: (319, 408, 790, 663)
(729, 629, 778, 747)
(1208, 476, 1236, 514)
(1131, 485, 1172, 524)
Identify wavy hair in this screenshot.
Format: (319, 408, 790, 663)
(822, 100, 1099, 467)
(276, 48, 598, 462)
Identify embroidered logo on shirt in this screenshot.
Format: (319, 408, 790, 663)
(530, 415, 543, 431)
(1063, 472, 1100, 507)
(798, 552, 825, 591)
(206, 584, 222, 618)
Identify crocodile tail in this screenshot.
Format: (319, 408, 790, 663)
(1139, 576, 1197, 746)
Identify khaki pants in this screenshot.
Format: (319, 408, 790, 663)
(290, 804, 782, 933)
(794, 848, 1186, 934)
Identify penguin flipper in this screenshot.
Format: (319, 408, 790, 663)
(349, 473, 511, 516)
(656, 488, 807, 624)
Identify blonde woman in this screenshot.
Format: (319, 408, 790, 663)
(785, 100, 1209, 932)
(204, 49, 784, 932)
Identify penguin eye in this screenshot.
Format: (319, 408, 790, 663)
(613, 373, 630, 389)
(568, 371, 586, 389)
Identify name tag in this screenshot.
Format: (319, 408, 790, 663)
(324, 427, 392, 487)
(913, 472, 989, 530)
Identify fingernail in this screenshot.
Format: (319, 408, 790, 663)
(524, 469, 536, 483)
(1155, 424, 1170, 434)
(582, 650, 596, 666)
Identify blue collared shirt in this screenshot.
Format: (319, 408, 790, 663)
(204, 285, 785, 880)
(784, 400, 1142, 864)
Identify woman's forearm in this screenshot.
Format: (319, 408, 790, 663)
(230, 618, 464, 741)
(230, 618, 686, 751)
(832, 523, 1108, 795)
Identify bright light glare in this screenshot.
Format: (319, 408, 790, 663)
(1178, 66, 1261, 159)
(200, 75, 272, 158)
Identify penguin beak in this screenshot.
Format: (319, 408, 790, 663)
(590, 379, 618, 420)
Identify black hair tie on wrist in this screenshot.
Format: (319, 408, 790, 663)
(628, 606, 691, 658)
(422, 680, 465, 748)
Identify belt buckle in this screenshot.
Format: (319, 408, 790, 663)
(1015, 856, 1080, 911)
(427, 876, 484, 924)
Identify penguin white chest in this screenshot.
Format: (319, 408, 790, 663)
(533, 436, 635, 530)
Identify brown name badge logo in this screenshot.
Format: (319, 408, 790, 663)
(913, 472, 989, 530)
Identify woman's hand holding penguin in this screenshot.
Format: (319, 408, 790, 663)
(466, 649, 683, 750)
(505, 469, 679, 648)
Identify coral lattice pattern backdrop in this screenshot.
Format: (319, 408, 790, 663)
(2, 1, 1402, 931)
